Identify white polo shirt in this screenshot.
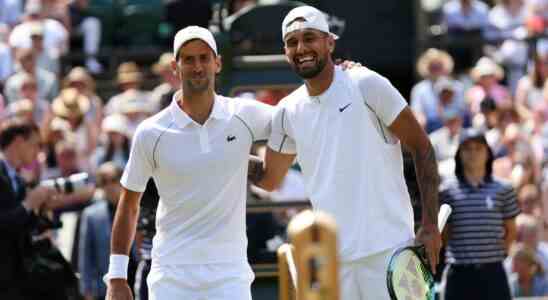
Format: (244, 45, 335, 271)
(268, 66, 415, 262)
(121, 92, 272, 266)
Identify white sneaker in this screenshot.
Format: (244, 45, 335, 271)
(85, 58, 104, 74)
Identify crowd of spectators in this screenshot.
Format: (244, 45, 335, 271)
(0, 0, 547, 299)
(414, 0, 548, 297)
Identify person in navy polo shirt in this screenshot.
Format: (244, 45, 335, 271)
(440, 128, 520, 300)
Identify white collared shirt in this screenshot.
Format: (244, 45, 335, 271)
(121, 91, 272, 265)
(268, 66, 414, 262)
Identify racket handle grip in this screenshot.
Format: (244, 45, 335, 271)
(438, 204, 452, 232)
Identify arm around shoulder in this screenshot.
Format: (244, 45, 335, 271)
(254, 146, 296, 191)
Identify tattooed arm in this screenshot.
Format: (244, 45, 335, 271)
(389, 106, 441, 273)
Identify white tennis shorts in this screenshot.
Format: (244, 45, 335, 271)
(147, 261, 254, 300)
(339, 247, 396, 300)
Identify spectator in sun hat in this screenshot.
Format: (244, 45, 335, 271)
(51, 87, 97, 171)
(90, 114, 131, 173)
(8, 73, 51, 125)
(3, 47, 58, 103)
(114, 91, 154, 135)
(150, 52, 180, 112)
(63, 66, 103, 130)
(411, 48, 464, 131)
(415, 75, 466, 133)
(105, 61, 150, 116)
(466, 57, 512, 115)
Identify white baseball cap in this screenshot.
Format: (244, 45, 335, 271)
(282, 6, 338, 40)
(173, 26, 218, 59)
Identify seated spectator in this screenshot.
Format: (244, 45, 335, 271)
(493, 123, 540, 187)
(41, 117, 71, 178)
(78, 162, 134, 300)
(63, 66, 103, 130)
(40, 138, 94, 210)
(67, 0, 103, 74)
(517, 184, 543, 218)
(509, 243, 548, 297)
(6, 73, 51, 125)
(51, 88, 97, 171)
(432, 77, 467, 133)
(90, 114, 130, 172)
(3, 48, 58, 103)
(411, 48, 465, 132)
(525, 0, 547, 37)
(443, 0, 490, 33)
(429, 107, 463, 179)
(9, 0, 68, 66)
(28, 22, 59, 75)
(0, 0, 23, 28)
(115, 92, 154, 135)
(529, 101, 548, 162)
(0, 24, 13, 85)
(515, 49, 548, 117)
(442, 0, 489, 71)
(485, 0, 528, 93)
(105, 62, 151, 117)
(466, 57, 512, 114)
(473, 97, 499, 131)
(7, 99, 36, 122)
(150, 53, 179, 112)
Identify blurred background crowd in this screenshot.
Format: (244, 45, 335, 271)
(1, 0, 548, 299)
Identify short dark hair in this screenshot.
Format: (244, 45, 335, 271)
(0, 118, 40, 149)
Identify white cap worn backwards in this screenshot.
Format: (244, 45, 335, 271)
(281, 6, 338, 40)
(173, 26, 218, 59)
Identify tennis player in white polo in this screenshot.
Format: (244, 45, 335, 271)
(104, 26, 273, 300)
(254, 6, 442, 300)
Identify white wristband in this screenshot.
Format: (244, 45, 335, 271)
(104, 254, 129, 283)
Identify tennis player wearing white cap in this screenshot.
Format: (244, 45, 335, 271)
(104, 26, 274, 300)
(254, 6, 442, 300)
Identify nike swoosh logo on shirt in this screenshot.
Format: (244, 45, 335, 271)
(339, 103, 352, 112)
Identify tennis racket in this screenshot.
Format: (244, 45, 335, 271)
(386, 204, 452, 300)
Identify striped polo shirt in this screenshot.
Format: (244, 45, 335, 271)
(440, 177, 520, 265)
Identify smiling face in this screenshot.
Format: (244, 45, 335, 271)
(172, 39, 221, 94)
(283, 25, 334, 79)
